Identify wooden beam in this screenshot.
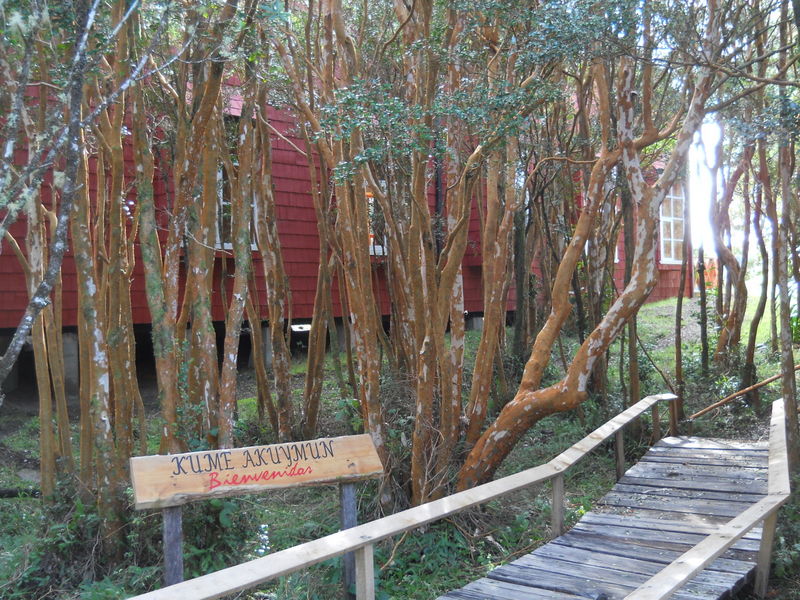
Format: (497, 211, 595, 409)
(768, 399, 791, 496)
(651, 403, 661, 440)
(340, 482, 358, 599)
(754, 511, 779, 598)
(668, 397, 679, 436)
(688, 364, 800, 421)
(551, 473, 564, 537)
(355, 544, 375, 600)
(614, 430, 625, 481)
(755, 398, 791, 597)
(162, 506, 183, 586)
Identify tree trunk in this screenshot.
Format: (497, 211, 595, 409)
(713, 145, 753, 360)
(697, 246, 710, 375)
(459, 19, 719, 484)
(743, 140, 771, 412)
(253, 97, 295, 442)
(674, 182, 690, 421)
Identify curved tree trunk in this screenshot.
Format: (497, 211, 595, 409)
(742, 140, 771, 411)
(458, 15, 719, 485)
(713, 145, 753, 360)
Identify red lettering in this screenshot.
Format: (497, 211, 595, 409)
(207, 465, 310, 490)
(239, 472, 263, 485)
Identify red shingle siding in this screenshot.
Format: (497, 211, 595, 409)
(612, 244, 693, 304)
(1, 102, 492, 330)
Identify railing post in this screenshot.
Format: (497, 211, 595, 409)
(162, 506, 184, 586)
(755, 398, 790, 598)
(340, 483, 358, 599)
(651, 402, 661, 440)
(754, 512, 779, 598)
(615, 430, 625, 481)
(551, 473, 565, 536)
(668, 396, 679, 436)
(355, 543, 375, 600)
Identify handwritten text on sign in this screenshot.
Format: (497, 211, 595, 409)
(130, 434, 383, 509)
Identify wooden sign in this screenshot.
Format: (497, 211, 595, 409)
(130, 434, 383, 510)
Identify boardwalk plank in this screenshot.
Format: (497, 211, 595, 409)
(609, 483, 764, 503)
(487, 563, 622, 599)
(595, 505, 740, 525)
(645, 446, 768, 460)
(504, 553, 731, 600)
(579, 512, 763, 542)
(617, 474, 766, 494)
(623, 462, 768, 480)
(439, 578, 587, 599)
(640, 455, 768, 469)
(649, 444, 767, 455)
(569, 521, 759, 558)
(655, 437, 768, 451)
(599, 492, 756, 518)
(551, 530, 753, 576)
(530, 542, 748, 591)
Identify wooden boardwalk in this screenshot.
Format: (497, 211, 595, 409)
(439, 436, 769, 600)
(128, 397, 790, 600)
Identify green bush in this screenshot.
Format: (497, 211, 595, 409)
(772, 478, 800, 597)
(0, 474, 265, 599)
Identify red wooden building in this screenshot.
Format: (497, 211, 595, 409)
(0, 104, 490, 336)
(0, 93, 690, 381)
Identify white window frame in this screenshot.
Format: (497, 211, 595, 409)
(659, 184, 685, 265)
(216, 165, 258, 251)
(366, 194, 386, 256)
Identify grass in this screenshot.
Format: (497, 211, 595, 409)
(3, 417, 40, 454)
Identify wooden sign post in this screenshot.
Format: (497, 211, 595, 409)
(130, 434, 383, 588)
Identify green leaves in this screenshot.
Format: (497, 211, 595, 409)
(319, 74, 556, 182)
(319, 79, 430, 181)
(210, 498, 237, 528)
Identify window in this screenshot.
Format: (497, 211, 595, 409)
(659, 184, 685, 264)
(215, 163, 258, 251)
(213, 115, 258, 251)
(365, 189, 386, 257)
(216, 165, 234, 250)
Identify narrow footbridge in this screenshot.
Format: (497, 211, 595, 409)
(130, 395, 791, 600)
(440, 436, 776, 600)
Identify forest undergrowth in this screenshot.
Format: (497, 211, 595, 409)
(0, 295, 798, 599)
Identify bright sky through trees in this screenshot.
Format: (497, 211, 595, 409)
(689, 122, 723, 255)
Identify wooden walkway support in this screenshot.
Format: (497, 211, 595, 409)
(127, 395, 790, 600)
(438, 436, 770, 600)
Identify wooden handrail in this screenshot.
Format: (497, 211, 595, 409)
(624, 398, 792, 600)
(688, 363, 800, 420)
(128, 393, 677, 600)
